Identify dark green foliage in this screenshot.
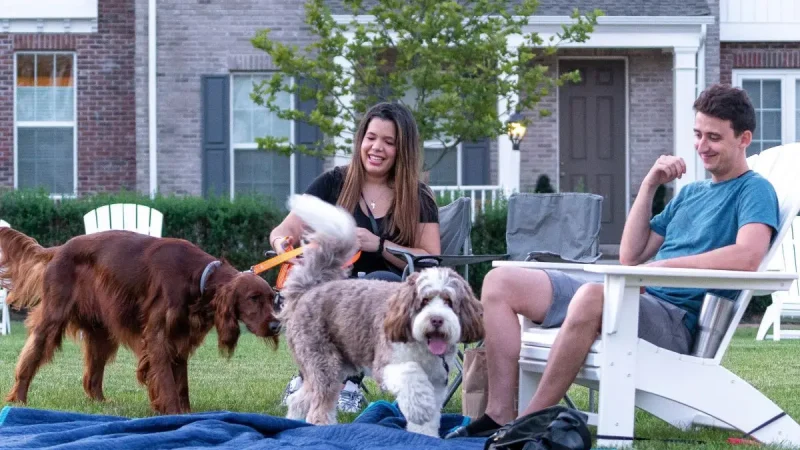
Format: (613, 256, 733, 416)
(534, 174, 555, 193)
(0, 189, 284, 285)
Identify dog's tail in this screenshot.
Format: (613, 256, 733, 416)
(0, 227, 55, 309)
(279, 194, 358, 309)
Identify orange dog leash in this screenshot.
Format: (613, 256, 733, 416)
(250, 247, 305, 274)
(250, 242, 361, 290)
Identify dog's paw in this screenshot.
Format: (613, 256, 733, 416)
(285, 392, 307, 421)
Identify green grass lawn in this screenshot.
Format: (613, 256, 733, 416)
(1, 321, 799, 449)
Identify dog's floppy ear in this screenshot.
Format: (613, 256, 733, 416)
(454, 275, 484, 343)
(213, 279, 241, 357)
(384, 272, 419, 342)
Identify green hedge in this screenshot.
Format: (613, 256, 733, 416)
(0, 189, 285, 285)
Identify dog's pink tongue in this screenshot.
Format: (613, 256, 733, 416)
(428, 338, 448, 356)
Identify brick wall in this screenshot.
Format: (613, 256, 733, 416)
(720, 42, 800, 85)
(518, 50, 673, 202)
(705, 0, 721, 86)
(628, 51, 674, 198)
(0, 38, 12, 188)
(137, 0, 316, 196)
(517, 54, 558, 194)
(0, 0, 136, 195)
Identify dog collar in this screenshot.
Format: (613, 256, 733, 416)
(200, 260, 222, 295)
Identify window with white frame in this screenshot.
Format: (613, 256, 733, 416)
(733, 70, 800, 156)
(14, 53, 76, 195)
(401, 87, 462, 186)
(423, 146, 459, 185)
(231, 73, 293, 201)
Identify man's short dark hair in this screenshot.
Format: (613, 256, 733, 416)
(693, 84, 756, 137)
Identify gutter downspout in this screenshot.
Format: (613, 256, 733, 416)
(148, 0, 157, 199)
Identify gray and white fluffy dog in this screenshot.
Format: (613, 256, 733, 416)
(279, 194, 484, 437)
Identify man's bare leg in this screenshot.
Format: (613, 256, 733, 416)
(521, 283, 603, 415)
(478, 267, 554, 425)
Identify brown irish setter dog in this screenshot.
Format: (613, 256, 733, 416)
(0, 228, 280, 414)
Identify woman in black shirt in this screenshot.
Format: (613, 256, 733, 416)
(269, 102, 440, 281)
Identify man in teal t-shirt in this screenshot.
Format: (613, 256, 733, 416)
(448, 84, 780, 439)
(646, 169, 778, 334)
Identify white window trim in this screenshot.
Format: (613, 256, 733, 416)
(732, 69, 800, 145)
(401, 85, 462, 186)
(13, 51, 78, 199)
(423, 140, 462, 187)
(228, 74, 295, 200)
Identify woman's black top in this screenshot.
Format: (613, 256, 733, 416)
(304, 166, 439, 275)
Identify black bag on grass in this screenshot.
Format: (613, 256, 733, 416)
(484, 405, 591, 450)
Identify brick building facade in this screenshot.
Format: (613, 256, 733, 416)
(1, 0, 798, 245)
(0, 0, 136, 196)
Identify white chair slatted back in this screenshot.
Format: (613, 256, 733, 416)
(713, 144, 800, 361)
(773, 217, 800, 299)
(0, 219, 11, 335)
(84, 204, 163, 238)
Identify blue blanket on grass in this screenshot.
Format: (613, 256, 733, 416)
(0, 401, 485, 449)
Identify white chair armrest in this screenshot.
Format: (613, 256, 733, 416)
(586, 265, 796, 335)
(492, 260, 605, 282)
(583, 264, 797, 292)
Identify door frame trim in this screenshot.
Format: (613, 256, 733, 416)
(556, 56, 630, 218)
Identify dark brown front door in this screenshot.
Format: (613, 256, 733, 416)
(559, 59, 626, 244)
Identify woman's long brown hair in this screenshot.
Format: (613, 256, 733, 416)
(337, 102, 426, 248)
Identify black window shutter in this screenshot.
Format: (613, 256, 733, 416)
(294, 77, 324, 193)
(201, 75, 230, 198)
(461, 138, 490, 185)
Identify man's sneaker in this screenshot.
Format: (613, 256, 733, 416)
(281, 374, 303, 406)
(337, 380, 366, 413)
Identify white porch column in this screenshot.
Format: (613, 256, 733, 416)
(497, 50, 521, 196)
(673, 46, 699, 193)
(333, 54, 355, 166)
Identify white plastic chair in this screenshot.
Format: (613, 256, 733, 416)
(0, 219, 11, 336)
(495, 143, 800, 447)
(83, 204, 163, 237)
(757, 215, 800, 341)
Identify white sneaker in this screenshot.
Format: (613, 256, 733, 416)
(337, 380, 366, 413)
(281, 374, 303, 406)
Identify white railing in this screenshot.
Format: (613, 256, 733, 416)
(431, 185, 504, 222)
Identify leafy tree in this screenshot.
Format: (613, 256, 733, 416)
(251, 0, 601, 169)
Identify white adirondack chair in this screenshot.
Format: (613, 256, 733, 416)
(494, 143, 800, 447)
(0, 219, 11, 336)
(83, 204, 163, 237)
(756, 216, 800, 341)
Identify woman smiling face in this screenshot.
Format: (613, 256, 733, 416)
(359, 118, 397, 181)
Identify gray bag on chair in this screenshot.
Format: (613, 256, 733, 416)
(505, 193, 604, 263)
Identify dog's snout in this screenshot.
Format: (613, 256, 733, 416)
(430, 316, 444, 328)
(268, 320, 282, 334)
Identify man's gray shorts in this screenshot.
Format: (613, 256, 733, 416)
(541, 269, 693, 355)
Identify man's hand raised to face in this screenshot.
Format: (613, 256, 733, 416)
(644, 155, 687, 188)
